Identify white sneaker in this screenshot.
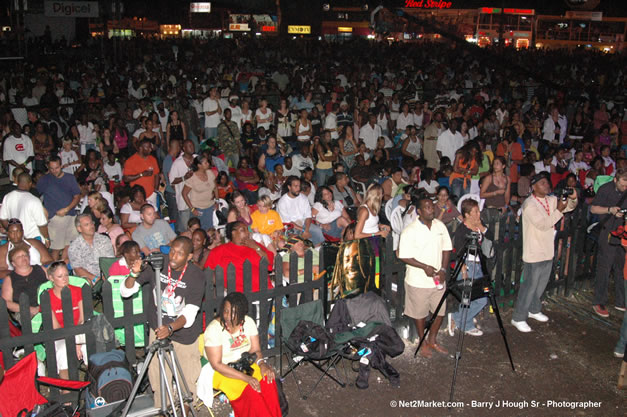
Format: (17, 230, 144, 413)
(511, 320, 532, 333)
(465, 328, 483, 336)
(528, 312, 549, 322)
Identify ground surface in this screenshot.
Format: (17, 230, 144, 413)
(195, 288, 624, 417)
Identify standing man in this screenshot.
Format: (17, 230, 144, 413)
(203, 86, 222, 139)
(590, 168, 627, 317)
(324, 103, 340, 140)
(68, 213, 115, 285)
(399, 197, 452, 358)
(162, 139, 181, 227)
(122, 139, 160, 207)
(169, 139, 195, 233)
(217, 108, 241, 170)
(3, 122, 34, 178)
(436, 119, 463, 166)
(511, 173, 577, 332)
(36, 155, 81, 261)
(121, 236, 204, 410)
(0, 173, 49, 242)
(423, 111, 444, 170)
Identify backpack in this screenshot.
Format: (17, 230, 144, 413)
(86, 350, 134, 407)
(287, 321, 335, 360)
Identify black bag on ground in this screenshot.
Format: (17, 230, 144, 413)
(287, 320, 335, 360)
(86, 349, 134, 404)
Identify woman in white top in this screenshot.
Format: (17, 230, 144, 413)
(396, 103, 414, 133)
(239, 100, 254, 129)
(401, 126, 422, 161)
(354, 184, 390, 239)
(276, 98, 293, 140)
(254, 98, 273, 131)
(312, 186, 351, 239)
(376, 105, 392, 137)
(294, 109, 312, 142)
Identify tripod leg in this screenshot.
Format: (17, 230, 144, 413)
(489, 289, 516, 372)
(157, 349, 179, 417)
(164, 348, 188, 417)
(121, 348, 156, 417)
(172, 351, 198, 417)
(414, 289, 450, 357)
(450, 291, 471, 404)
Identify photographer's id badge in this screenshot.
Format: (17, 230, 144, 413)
(162, 291, 177, 317)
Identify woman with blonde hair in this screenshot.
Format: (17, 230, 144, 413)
(354, 184, 390, 240)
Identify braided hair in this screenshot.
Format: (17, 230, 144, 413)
(218, 292, 249, 330)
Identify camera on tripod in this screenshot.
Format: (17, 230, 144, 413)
(228, 352, 256, 376)
(466, 231, 481, 245)
(557, 187, 574, 201)
(144, 253, 165, 270)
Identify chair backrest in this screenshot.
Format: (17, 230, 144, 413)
(384, 199, 394, 221)
(389, 205, 406, 251)
(456, 193, 484, 214)
(107, 275, 146, 347)
(0, 352, 48, 417)
(99, 257, 118, 280)
(279, 299, 324, 344)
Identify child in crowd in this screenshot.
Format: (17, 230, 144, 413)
(59, 137, 80, 174)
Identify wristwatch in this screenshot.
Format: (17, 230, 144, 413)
(167, 324, 174, 335)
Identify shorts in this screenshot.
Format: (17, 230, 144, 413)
(404, 281, 446, 319)
(55, 339, 87, 370)
(48, 215, 78, 250)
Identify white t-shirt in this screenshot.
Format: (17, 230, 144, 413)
(324, 112, 339, 139)
(3, 134, 34, 177)
(396, 112, 414, 132)
(568, 160, 590, 175)
(77, 122, 96, 145)
(277, 193, 312, 226)
(203, 97, 221, 128)
(533, 161, 551, 174)
(204, 316, 258, 365)
(417, 179, 438, 195)
(60, 149, 80, 174)
(168, 154, 194, 210)
(436, 129, 464, 162)
(103, 161, 123, 181)
(291, 154, 315, 172)
(0, 190, 47, 239)
(313, 200, 344, 224)
(255, 108, 273, 131)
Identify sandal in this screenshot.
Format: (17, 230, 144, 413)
(427, 342, 448, 354)
(419, 344, 433, 358)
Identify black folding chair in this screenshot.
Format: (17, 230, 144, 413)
(279, 299, 348, 400)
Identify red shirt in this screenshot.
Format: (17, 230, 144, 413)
(108, 258, 130, 277)
(204, 242, 274, 292)
(122, 153, 160, 197)
(49, 285, 82, 328)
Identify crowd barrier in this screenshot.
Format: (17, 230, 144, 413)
(0, 207, 597, 403)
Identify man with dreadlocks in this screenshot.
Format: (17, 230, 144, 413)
(121, 235, 204, 409)
(202, 292, 282, 417)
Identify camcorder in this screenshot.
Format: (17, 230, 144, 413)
(228, 351, 256, 376)
(557, 187, 574, 201)
(144, 253, 165, 270)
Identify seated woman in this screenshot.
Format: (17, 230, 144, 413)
(0, 219, 53, 280)
(47, 261, 87, 381)
(1, 245, 48, 324)
(205, 222, 274, 292)
(312, 186, 351, 240)
(191, 229, 211, 269)
(434, 186, 462, 232)
(203, 292, 281, 417)
(217, 171, 236, 200)
(120, 185, 150, 232)
(98, 207, 125, 250)
(108, 240, 141, 276)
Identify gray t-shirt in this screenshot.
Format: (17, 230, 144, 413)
(132, 219, 177, 251)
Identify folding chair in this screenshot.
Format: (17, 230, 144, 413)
(279, 299, 347, 400)
(0, 352, 90, 417)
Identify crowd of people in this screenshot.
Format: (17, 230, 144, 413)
(1, 37, 626, 415)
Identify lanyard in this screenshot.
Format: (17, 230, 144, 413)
(533, 195, 550, 216)
(166, 263, 188, 297)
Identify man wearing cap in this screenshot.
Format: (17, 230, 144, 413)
(336, 101, 353, 129)
(511, 172, 577, 333)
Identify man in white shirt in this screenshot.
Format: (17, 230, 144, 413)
(3, 122, 34, 177)
(542, 107, 567, 144)
(277, 176, 325, 247)
(291, 143, 315, 172)
(77, 114, 96, 155)
(398, 197, 452, 357)
(359, 113, 383, 151)
(324, 103, 340, 140)
(226, 95, 243, 128)
(168, 139, 195, 233)
(436, 119, 464, 163)
(0, 173, 49, 241)
(203, 87, 222, 139)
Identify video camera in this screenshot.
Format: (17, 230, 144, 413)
(144, 253, 165, 270)
(556, 187, 574, 201)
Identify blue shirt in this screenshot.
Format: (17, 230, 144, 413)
(37, 173, 81, 220)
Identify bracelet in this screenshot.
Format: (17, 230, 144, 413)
(256, 358, 266, 366)
(129, 270, 139, 278)
(371, 233, 375, 237)
(167, 324, 174, 335)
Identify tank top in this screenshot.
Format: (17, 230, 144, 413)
(169, 123, 184, 141)
(10, 265, 48, 306)
(114, 130, 128, 149)
(6, 240, 42, 271)
(361, 205, 380, 234)
(297, 119, 311, 141)
(484, 176, 508, 208)
(404, 137, 421, 158)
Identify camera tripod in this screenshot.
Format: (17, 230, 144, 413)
(120, 255, 197, 417)
(413, 233, 515, 404)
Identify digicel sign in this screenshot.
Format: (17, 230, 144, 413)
(44, 1, 99, 17)
(405, 0, 452, 9)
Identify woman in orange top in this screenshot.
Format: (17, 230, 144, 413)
(216, 171, 235, 200)
(450, 141, 481, 199)
(496, 128, 524, 186)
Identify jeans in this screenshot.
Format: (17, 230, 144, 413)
(594, 234, 626, 308)
(512, 260, 553, 322)
(204, 127, 218, 140)
(615, 280, 627, 355)
(452, 261, 487, 332)
(315, 168, 333, 187)
(189, 130, 200, 153)
(450, 177, 469, 200)
(195, 206, 215, 230)
(164, 191, 179, 225)
(177, 209, 191, 234)
(295, 223, 325, 246)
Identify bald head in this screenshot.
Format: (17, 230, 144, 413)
(17, 172, 33, 190)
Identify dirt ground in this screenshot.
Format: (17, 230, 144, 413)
(199, 289, 625, 417)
